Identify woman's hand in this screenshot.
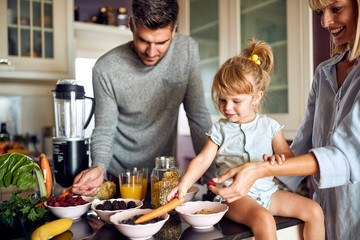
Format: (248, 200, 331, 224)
(209, 162, 262, 203)
(72, 166, 105, 196)
(263, 153, 286, 165)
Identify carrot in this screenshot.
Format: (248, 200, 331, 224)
(35, 187, 73, 208)
(134, 196, 186, 224)
(58, 187, 73, 198)
(39, 153, 52, 198)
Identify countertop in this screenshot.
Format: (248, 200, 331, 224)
(1, 198, 303, 240)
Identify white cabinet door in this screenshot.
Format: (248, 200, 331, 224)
(0, 0, 74, 80)
(178, 0, 313, 139)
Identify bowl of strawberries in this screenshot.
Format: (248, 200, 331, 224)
(45, 194, 94, 219)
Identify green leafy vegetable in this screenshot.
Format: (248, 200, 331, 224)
(0, 191, 48, 228)
(0, 153, 47, 199)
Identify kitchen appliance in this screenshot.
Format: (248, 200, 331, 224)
(52, 79, 95, 187)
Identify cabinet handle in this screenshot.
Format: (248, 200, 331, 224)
(0, 59, 11, 65)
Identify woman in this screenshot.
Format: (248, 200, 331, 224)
(209, 0, 360, 239)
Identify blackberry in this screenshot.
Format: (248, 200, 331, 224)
(127, 201, 137, 209)
(119, 200, 127, 210)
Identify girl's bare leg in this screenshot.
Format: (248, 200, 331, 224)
(226, 196, 277, 240)
(268, 190, 325, 240)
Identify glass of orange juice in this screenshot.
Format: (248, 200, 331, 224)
(127, 168, 148, 201)
(119, 171, 142, 200)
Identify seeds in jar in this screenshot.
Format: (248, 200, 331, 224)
(151, 171, 179, 207)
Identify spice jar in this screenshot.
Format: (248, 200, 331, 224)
(117, 7, 128, 29)
(151, 156, 180, 209)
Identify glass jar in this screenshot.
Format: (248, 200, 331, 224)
(151, 156, 180, 209)
(117, 7, 128, 29)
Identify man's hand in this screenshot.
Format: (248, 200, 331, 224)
(72, 166, 105, 196)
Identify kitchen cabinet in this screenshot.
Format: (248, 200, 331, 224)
(0, 0, 74, 80)
(178, 0, 313, 139)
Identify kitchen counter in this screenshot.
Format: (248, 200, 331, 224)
(1, 201, 304, 240)
(1, 183, 304, 239)
(88, 211, 303, 240)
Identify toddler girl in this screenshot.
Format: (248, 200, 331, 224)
(167, 39, 325, 240)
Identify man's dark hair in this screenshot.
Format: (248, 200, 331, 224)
(131, 0, 179, 30)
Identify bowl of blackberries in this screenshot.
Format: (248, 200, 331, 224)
(91, 198, 143, 223)
(45, 194, 94, 219)
(110, 208, 169, 240)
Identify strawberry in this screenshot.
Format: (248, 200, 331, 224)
(207, 180, 216, 187)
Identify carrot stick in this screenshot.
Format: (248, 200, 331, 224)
(134, 196, 186, 224)
(39, 153, 52, 198)
(58, 187, 73, 198)
(35, 187, 73, 208)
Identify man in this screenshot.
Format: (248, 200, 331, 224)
(72, 0, 212, 196)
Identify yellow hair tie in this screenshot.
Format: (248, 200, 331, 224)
(248, 54, 261, 65)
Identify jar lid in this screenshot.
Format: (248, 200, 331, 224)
(52, 79, 85, 100)
(118, 7, 127, 14)
(155, 156, 176, 168)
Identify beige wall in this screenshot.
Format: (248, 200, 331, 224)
(0, 79, 56, 153)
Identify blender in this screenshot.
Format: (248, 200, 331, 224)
(52, 79, 95, 188)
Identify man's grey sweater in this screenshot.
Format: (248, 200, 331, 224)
(91, 33, 212, 176)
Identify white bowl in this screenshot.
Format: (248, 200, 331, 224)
(110, 208, 169, 240)
(45, 196, 94, 220)
(185, 186, 199, 202)
(91, 198, 143, 223)
(175, 201, 229, 229)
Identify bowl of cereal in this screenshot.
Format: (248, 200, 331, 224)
(175, 201, 228, 229)
(110, 208, 169, 240)
(91, 198, 143, 223)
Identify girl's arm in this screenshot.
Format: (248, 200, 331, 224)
(167, 137, 219, 201)
(210, 153, 319, 203)
(263, 130, 294, 164)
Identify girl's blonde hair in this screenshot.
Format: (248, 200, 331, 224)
(211, 39, 274, 112)
(309, 0, 360, 60)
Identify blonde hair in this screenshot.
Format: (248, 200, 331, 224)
(211, 39, 274, 112)
(309, 0, 360, 60)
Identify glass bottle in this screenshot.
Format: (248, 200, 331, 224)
(74, 5, 79, 21)
(97, 7, 108, 25)
(117, 7, 128, 29)
(0, 122, 10, 142)
(106, 7, 116, 26)
(151, 156, 180, 209)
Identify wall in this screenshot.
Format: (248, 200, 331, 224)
(0, 79, 56, 155)
(313, 12, 330, 71)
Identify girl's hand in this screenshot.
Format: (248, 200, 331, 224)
(209, 162, 260, 203)
(167, 183, 188, 202)
(166, 186, 179, 202)
(263, 153, 286, 165)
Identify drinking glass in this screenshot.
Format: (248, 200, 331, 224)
(127, 168, 148, 201)
(119, 171, 142, 200)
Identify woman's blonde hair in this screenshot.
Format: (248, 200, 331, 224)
(211, 39, 274, 112)
(309, 0, 360, 60)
